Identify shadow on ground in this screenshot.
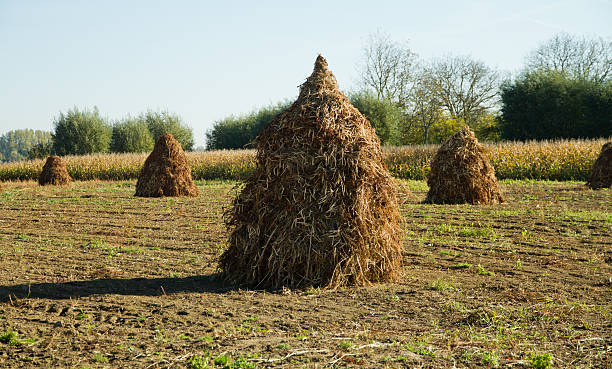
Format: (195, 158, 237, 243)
(0, 274, 236, 301)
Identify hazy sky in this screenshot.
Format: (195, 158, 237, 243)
(1, 0, 610, 147)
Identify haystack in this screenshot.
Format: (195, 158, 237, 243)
(426, 126, 503, 204)
(219, 55, 402, 289)
(39, 155, 71, 186)
(135, 133, 198, 197)
(587, 142, 612, 189)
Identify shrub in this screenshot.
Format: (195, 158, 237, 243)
(206, 101, 290, 150)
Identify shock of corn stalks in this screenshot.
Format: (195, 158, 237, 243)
(426, 126, 503, 204)
(219, 55, 403, 289)
(135, 133, 198, 197)
(586, 142, 612, 189)
(38, 155, 71, 186)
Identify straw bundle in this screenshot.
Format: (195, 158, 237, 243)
(38, 155, 71, 186)
(587, 142, 612, 189)
(135, 133, 198, 197)
(426, 126, 503, 204)
(219, 55, 402, 289)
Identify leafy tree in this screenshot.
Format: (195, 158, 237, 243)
(52, 107, 111, 156)
(27, 140, 53, 160)
(206, 101, 290, 150)
(500, 70, 612, 140)
(349, 91, 403, 145)
(526, 32, 611, 84)
(141, 110, 194, 151)
(0, 129, 53, 162)
(110, 118, 154, 153)
(403, 112, 464, 145)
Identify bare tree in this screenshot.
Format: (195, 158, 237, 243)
(358, 31, 417, 107)
(427, 55, 500, 126)
(526, 33, 611, 83)
(408, 68, 444, 144)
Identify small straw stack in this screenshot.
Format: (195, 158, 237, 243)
(39, 155, 71, 186)
(135, 133, 198, 197)
(219, 55, 402, 289)
(426, 126, 503, 204)
(587, 142, 612, 189)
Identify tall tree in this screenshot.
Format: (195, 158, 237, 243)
(52, 107, 111, 156)
(141, 110, 194, 151)
(427, 55, 500, 127)
(110, 118, 154, 153)
(358, 31, 417, 107)
(0, 129, 52, 162)
(526, 33, 611, 83)
(407, 68, 445, 144)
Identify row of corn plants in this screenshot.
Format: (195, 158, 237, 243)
(0, 138, 608, 182)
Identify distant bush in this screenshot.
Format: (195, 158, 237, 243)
(52, 107, 112, 156)
(205, 101, 290, 150)
(110, 118, 154, 153)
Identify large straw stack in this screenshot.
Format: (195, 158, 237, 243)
(39, 155, 71, 186)
(426, 126, 503, 204)
(219, 55, 402, 289)
(587, 142, 612, 189)
(135, 133, 198, 197)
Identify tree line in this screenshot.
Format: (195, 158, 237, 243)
(1, 32, 609, 160)
(206, 32, 610, 150)
(0, 108, 194, 162)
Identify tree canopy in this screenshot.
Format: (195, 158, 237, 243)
(500, 70, 612, 140)
(0, 129, 52, 162)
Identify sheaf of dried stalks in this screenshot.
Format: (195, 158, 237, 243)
(135, 133, 198, 197)
(219, 55, 403, 289)
(426, 126, 503, 204)
(38, 155, 71, 186)
(587, 142, 612, 189)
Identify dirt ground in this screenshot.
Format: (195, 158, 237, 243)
(0, 180, 609, 368)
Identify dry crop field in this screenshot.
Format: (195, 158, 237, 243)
(0, 180, 610, 368)
(0, 138, 608, 183)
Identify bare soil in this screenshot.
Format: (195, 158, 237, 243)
(0, 180, 610, 368)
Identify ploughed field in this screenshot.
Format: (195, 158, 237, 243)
(0, 180, 609, 368)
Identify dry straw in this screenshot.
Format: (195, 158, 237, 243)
(587, 142, 611, 189)
(38, 155, 71, 186)
(219, 55, 403, 289)
(135, 133, 198, 197)
(426, 126, 503, 204)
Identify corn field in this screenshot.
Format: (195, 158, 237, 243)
(0, 138, 608, 182)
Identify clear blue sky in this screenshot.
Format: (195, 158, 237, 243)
(1, 0, 610, 147)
